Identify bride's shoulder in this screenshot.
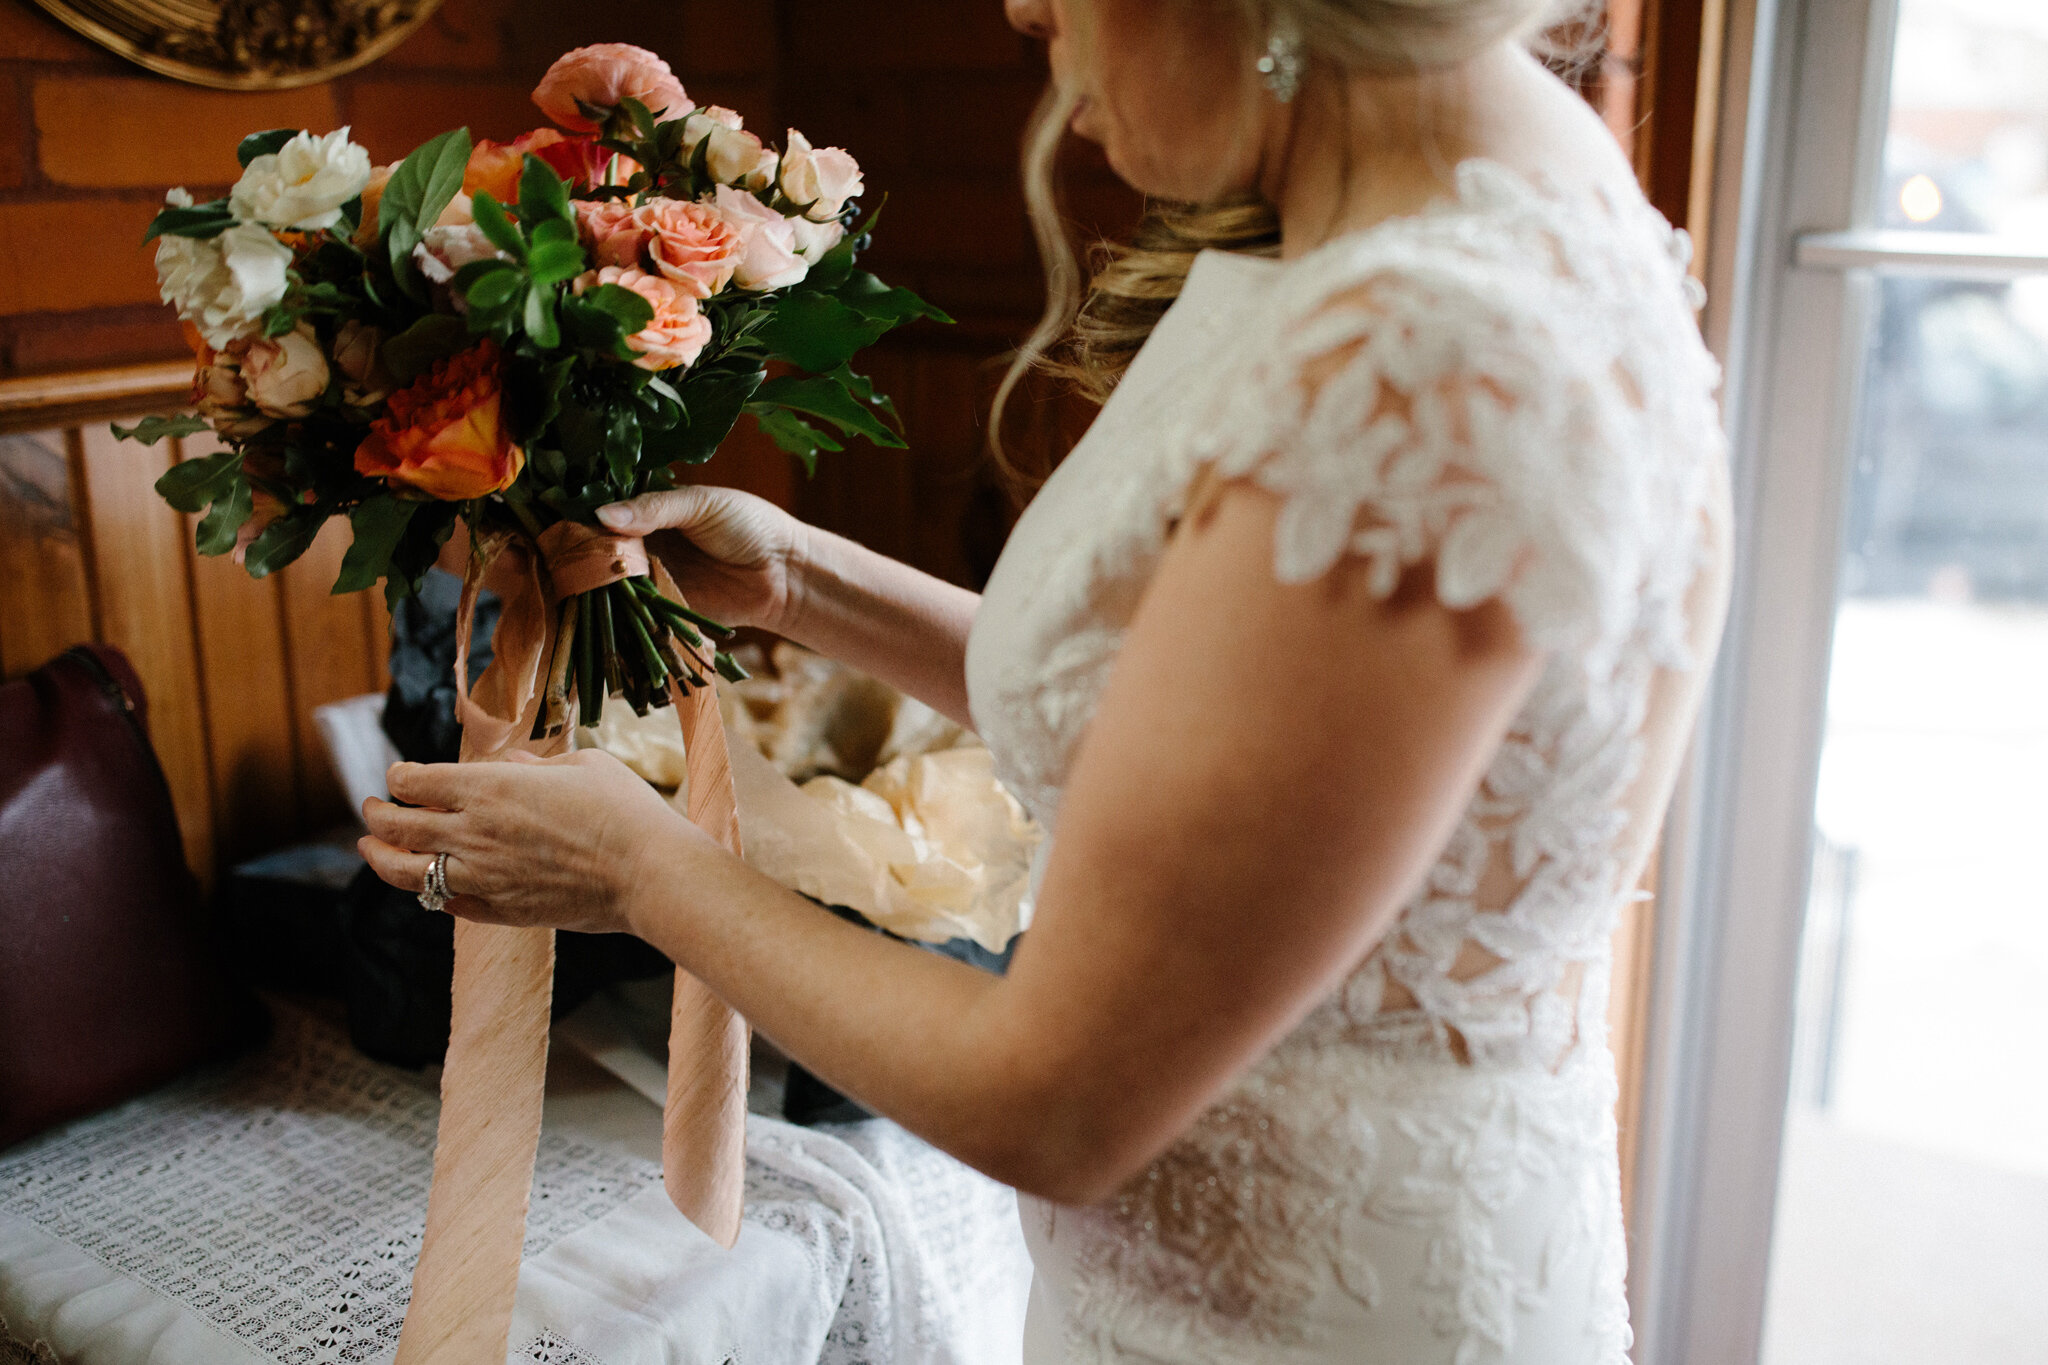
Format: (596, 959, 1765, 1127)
(1181, 161, 1725, 670)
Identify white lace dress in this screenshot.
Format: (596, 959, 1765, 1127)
(963, 161, 1727, 1365)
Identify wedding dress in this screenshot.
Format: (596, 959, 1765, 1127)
(964, 160, 1727, 1364)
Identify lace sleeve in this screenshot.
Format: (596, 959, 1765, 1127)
(1190, 260, 1674, 677)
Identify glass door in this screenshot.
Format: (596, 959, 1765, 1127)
(1627, 0, 2048, 1360)
(1760, 2, 2048, 1358)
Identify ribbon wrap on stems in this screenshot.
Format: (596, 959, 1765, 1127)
(394, 521, 749, 1365)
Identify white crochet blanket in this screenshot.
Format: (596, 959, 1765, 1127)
(0, 1006, 1030, 1365)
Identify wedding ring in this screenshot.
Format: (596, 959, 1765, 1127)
(418, 852, 451, 914)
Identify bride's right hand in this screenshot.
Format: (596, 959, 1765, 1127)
(596, 485, 807, 633)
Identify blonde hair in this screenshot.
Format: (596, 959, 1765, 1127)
(991, 0, 1595, 488)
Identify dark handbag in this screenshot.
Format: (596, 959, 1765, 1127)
(0, 645, 265, 1149)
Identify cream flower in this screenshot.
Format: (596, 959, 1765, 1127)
(414, 224, 512, 287)
(241, 323, 330, 417)
(789, 216, 846, 265)
(229, 128, 374, 232)
(156, 195, 295, 350)
(713, 185, 809, 292)
(778, 130, 863, 222)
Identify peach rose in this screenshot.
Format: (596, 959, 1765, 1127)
(333, 320, 393, 407)
(573, 199, 649, 269)
(572, 267, 712, 372)
(241, 323, 330, 418)
(636, 200, 743, 298)
(354, 341, 525, 500)
(191, 343, 271, 439)
(533, 44, 690, 133)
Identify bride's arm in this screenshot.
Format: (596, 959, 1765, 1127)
(361, 480, 1537, 1202)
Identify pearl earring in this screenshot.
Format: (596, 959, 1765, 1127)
(1256, 23, 1306, 102)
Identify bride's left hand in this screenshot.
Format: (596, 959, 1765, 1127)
(358, 750, 712, 935)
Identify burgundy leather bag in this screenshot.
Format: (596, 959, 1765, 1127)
(0, 645, 263, 1149)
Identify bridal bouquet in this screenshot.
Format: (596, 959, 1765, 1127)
(121, 42, 944, 736)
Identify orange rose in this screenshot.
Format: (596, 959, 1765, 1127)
(354, 341, 525, 500)
(466, 130, 570, 203)
(571, 267, 711, 372)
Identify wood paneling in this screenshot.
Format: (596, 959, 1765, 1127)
(74, 422, 214, 878)
(0, 429, 95, 677)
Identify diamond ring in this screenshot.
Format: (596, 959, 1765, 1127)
(418, 851, 452, 914)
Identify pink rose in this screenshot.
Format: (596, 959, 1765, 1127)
(572, 267, 712, 372)
(574, 199, 650, 269)
(414, 224, 509, 287)
(778, 130, 864, 221)
(636, 200, 744, 298)
(241, 323, 330, 418)
(533, 44, 690, 133)
(713, 185, 809, 292)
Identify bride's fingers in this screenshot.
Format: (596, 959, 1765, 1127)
(597, 485, 714, 537)
(361, 796, 458, 851)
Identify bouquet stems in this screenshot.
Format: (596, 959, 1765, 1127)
(535, 575, 745, 739)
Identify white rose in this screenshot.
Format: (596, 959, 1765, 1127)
(789, 216, 845, 265)
(680, 106, 745, 157)
(704, 124, 770, 187)
(158, 202, 294, 350)
(714, 185, 809, 292)
(778, 130, 864, 222)
(413, 224, 512, 287)
(241, 323, 330, 418)
(230, 128, 374, 232)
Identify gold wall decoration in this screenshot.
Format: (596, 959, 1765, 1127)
(29, 0, 447, 91)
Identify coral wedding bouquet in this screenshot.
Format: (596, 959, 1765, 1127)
(123, 42, 944, 733)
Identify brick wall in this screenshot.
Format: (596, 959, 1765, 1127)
(0, 0, 1114, 374)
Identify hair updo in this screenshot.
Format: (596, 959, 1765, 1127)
(993, 0, 1596, 483)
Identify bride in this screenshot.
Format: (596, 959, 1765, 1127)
(361, 0, 1732, 1359)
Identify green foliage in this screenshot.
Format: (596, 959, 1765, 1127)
(117, 414, 210, 447)
(236, 129, 300, 167)
(334, 497, 421, 595)
(242, 507, 324, 579)
(380, 128, 473, 296)
(193, 479, 254, 557)
(749, 373, 905, 449)
(142, 199, 236, 244)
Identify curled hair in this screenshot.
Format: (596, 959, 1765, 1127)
(991, 0, 1597, 488)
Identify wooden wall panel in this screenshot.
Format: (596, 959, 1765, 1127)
(177, 434, 303, 866)
(73, 423, 214, 880)
(277, 520, 384, 831)
(0, 429, 96, 677)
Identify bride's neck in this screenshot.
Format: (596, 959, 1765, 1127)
(1263, 43, 1539, 261)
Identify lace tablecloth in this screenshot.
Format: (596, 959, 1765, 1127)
(0, 1006, 1031, 1365)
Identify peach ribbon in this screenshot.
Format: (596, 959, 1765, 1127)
(394, 522, 748, 1365)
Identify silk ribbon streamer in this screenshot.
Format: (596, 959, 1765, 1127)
(394, 522, 749, 1365)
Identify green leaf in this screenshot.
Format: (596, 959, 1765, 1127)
(518, 154, 573, 225)
(753, 293, 892, 373)
(644, 364, 763, 465)
(237, 129, 300, 167)
(604, 405, 641, 489)
(334, 497, 421, 595)
(262, 304, 299, 339)
(153, 447, 240, 511)
(193, 479, 253, 557)
(527, 239, 585, 287)
(118, 413, 211, 447)
(617, 96, 658, 139)
(470, 191, 529, 260)
(836, 271, 954, 326)
(531, 216, 578, 250)
(382, 314, 470, 383)
(585, 283, 654, 334)
(382, 127, 473, 276)
(751, 409, 840, 475)
(452, 257, 519, 293)
(750, 373, 905, 448)
(560, 293, 631, 355)
(243, 508, 325, 579)
(463, 267, 523, 312)
(523, 282, 561, 349)
(142, 201, 236, 244)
